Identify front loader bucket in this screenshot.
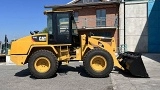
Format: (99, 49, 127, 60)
(117, 52, 149, 78)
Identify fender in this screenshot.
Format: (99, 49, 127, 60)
(11, 45, 58, 65)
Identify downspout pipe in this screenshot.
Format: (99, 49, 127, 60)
(123, 0, 126, 45)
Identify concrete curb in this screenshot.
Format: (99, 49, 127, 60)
(6, 56, 15, 65)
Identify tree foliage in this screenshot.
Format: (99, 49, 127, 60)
(40, 28, 48, 33)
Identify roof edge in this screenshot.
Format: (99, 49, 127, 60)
(45, 1, 120, 9)
(67, 0, 80, 4)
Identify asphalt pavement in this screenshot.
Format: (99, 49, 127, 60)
(0, 62, 113, 90)
(111, 54, 160, 90)
(0, 54, 160, 90)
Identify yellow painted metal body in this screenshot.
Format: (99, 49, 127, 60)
(88, 36, 122, 69)
(55, 44, 71, 61)
(10, 33, 71, 65)
(10, 55, 27, 65)
(10, 33, 122, 69)
(10, 34, 46, 65)
(75, 35, 122, 69)
(10, 34, 48, 55)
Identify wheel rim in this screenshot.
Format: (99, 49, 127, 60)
(90, 55, 107, 72)
(34, 57, 51, 73)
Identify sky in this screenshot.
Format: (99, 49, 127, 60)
(0, 0, 71, 43)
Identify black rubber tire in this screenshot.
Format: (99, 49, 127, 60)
(28, 50, 58, 79)
(83, 48, 114, 78)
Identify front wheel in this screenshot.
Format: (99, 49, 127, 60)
(83, 48, 114, 78)
(28, 50, 58, 79)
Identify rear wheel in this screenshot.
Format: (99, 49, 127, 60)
(28, 50, 58, 79)
(83, 48, 113, 78)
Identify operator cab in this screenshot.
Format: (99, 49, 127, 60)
(46, 11, 79, 47)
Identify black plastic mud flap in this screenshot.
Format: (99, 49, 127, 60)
(117, 52, 149, 78)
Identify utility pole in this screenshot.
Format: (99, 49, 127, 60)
(4, 35, 8, 55)
(0, 41, 1, 54)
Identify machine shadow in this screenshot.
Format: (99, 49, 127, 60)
(58, 65, 94, 78)
(14, 65, 109, 79)
(14, 68, 57, 79)
(113, 67, 150, 78)
(14, 68, 31, 77)
(57, 65, 109, 78)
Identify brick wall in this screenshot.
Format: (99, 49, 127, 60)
(74, 5, 119, 47)
(75, 6, 118, 28)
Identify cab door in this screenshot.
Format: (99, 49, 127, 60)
(54, 12, 72, 44)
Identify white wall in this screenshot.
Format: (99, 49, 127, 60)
(119, 1, 148, 52)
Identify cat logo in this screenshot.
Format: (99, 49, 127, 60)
(39, 36, 46, 41)
(32, 35, 47, 42)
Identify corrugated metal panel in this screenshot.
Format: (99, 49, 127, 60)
(148, 0, 160, 53)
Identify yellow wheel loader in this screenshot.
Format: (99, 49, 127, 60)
(10, 10, 149, 79)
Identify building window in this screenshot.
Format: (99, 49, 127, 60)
(96, 9, 106, 27)
(74, 12, 78, 21)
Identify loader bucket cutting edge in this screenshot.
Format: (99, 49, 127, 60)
(117, 52, 149, 78)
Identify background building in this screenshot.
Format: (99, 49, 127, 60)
(65, 0, 159, 53)
(119, 0, 160, 53)
(67, 0, 120, 47)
